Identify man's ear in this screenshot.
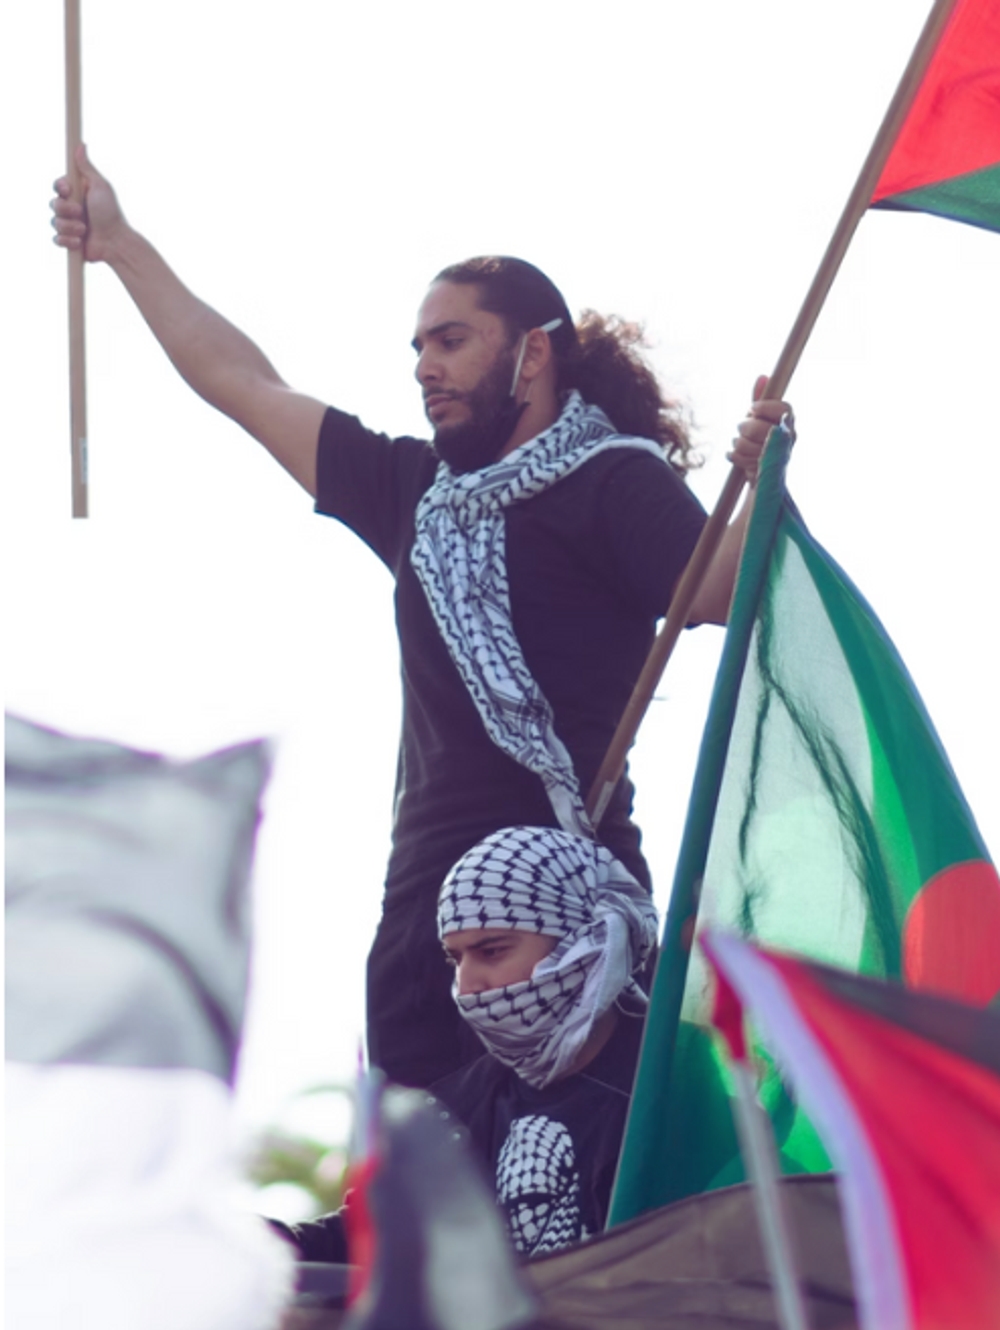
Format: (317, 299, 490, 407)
(517, 326, 557, 391)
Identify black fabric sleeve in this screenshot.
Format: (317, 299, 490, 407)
(314, 406, 435, 569)
(594, 452, 707, 618)
(267, 1208, 350, 1264)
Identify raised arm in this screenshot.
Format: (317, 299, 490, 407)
(51, 147, 325, 496)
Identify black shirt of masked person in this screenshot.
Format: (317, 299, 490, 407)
(51, 154, 786, 1090)
(275, 823, 657, 1262)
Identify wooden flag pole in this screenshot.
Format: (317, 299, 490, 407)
(65, 0, 88, 518)
(585, 0, 961, 827)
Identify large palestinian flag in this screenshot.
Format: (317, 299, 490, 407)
(703, 931, 1000, 1330)
(609, 425, 1000, 1225)
(871, 0, 1000, 231)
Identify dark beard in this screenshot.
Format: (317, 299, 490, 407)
(431, 350, 528, 474)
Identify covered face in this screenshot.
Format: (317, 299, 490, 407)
(442, 928, 559, 996)
(437, 826, 659, 1087)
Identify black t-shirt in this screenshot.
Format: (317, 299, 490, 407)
(431, 1014, 644, 1256)
(315, 408, 705, 1085)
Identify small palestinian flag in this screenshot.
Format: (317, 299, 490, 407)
(703, 930, 1000, 1330)
(871, 0, 1000, 232)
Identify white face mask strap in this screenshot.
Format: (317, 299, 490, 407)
(510, 336, 530, 395)
(509, 317, 565, 398)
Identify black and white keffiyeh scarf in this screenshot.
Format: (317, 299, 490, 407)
(411, 390, 663, 839)
(437, 826, 659, 1088)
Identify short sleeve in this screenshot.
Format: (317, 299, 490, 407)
(314, 406, 437, 569)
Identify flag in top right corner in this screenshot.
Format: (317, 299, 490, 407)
(871, 0, 1000, 232)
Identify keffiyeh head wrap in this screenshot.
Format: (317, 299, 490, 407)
(411, 390, 664, 839)
(437, 826, 659, 1088)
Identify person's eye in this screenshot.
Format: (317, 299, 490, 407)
(443, 336, 465, 349)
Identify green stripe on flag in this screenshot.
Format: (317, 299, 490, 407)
(873, 162, 1000, 234)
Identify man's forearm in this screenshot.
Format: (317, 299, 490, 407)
(688, 487, 756, 626)
(107, 227, 286, 425)
(688, 376, 790, 624)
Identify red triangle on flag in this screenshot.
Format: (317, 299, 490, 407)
(873, 0, 1000, 201)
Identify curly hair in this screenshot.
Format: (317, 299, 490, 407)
(433, 256, 699, 475)
(561, 311, 697, 474)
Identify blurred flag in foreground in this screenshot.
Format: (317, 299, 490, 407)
(703, 931, 1000, 1330)
(871, 0, 1000, 231)
(5, 714, 293, 1330)
(343, 1057, 382, 1308)
(610, 424, 1000, 1224)
(344, 1086, 535, 1330)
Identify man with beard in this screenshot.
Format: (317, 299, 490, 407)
(51, 151, 787, 1089)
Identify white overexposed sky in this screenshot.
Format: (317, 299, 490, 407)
(5, 0, 998, 1144)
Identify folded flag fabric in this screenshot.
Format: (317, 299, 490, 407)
(871, 0, 1000, 232)
(703, 931, 1000, 1330)
(609, 425, 1000, 1224)
(5, 714, 293, 1330)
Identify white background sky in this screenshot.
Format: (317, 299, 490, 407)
(5, 0, 998, 1151)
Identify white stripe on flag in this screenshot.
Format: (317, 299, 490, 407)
(705, 931, 913, 1330)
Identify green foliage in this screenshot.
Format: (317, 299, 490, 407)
(245, 1082, 353, 1216)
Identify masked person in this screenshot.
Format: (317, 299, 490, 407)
(51, 154, 789, 1090)
(274, 823, 658, 1264)
(432, 824, 658, 1255)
